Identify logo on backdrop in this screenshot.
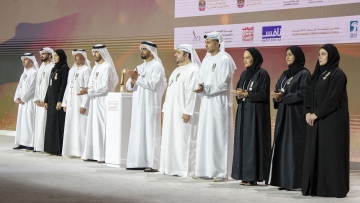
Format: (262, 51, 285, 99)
(199, 0, 206, 11)
(262, 25, 282, 42)
(193, 31, 202, 43)
(237, 0, 245, 8)
(242, 26, 254, 42)
(284, 0, 299, 6)
(350, 20, 358, 38)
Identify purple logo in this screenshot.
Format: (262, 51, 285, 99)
(262, 26, 281, 42)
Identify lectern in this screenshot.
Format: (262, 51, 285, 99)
(105, 92, 132, 167)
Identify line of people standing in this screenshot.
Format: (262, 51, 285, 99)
(13, 45, 118, 163)
(13, 31, 349, 198)
(124, 33, 349, 198)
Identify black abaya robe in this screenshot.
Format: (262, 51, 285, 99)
(269, 69, 310, 189)
(232, 68, 271, 183)
(302, 67, 349, 197)
(44, 64, 69, 155)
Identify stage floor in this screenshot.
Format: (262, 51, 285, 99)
(1, 135, 359, 203)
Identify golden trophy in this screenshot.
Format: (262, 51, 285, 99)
(119, 69, 127, 92)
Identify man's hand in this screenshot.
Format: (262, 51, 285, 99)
(37, 101, 45, 107)
(127, 68, 138, 80)
(126, 69, 133, 77)
(16, 98, 25, 105)
(44, 103, 48, 110)
(194, 84, 204, 93)
(80, 107, 86, 114)
(63, 107, 67, 112)
(78, 87, 88, 95)
(56, 102, 62, 110)
(182, 114, 190, 123)
(126, 69, 139, 88)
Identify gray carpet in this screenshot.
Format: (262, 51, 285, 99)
(1, 135, 359, 203)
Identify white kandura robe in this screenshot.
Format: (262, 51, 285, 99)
(33, 62, 54, 151)
(62, 65, 91, 157)
(126, 59, 167, 169)
(14, 67, 37, 147)
(195, 52, 235, 179)
(83, 62, 111, 162)
(160, 63, 200, 177)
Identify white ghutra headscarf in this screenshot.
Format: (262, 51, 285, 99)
(140, 41, 162, 64)
(21, 53, 39, 70)
(203, 31, 237, 107)
(71, 49, 91, 68)
(39, 47, 54, 65)
(203, 31, 236, 73)
(92, 44, 119, 92)
(175, 44, 201, 68)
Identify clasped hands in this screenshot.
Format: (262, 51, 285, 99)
(126, 68, 139, 85)
(306, 113, 317, 126)
(271, 89, 284, 103)
(78, 87, 88, 95)
(231, 88, 248, 99)
(43, 102, 62, 111)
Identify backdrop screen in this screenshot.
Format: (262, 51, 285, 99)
(0, 0, 359, 161)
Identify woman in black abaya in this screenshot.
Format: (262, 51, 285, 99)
(231, 47, 271, 186)
(44, 49, 69, 155)
(302, 44, 349, 198)
(269, 46, 310, 190)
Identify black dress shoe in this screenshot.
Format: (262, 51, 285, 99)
(26, 147, 34, 151)
(13, 145, 27, 150)
(126, 167, 146, 170)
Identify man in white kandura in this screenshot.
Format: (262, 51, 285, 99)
(61, 49, 92, 157)
(126, 41, 167, 172)
(13, 53, 39, 150)
(33, 47, 54, 152)
(160, 44, 201, 177)
(193, 31, 237, 182)
(80, 44, 119, 163)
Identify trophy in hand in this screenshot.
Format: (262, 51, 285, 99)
(119, 69, 127, 92)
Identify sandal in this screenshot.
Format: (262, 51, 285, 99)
(239, 181, 248, 185)
(144, 168, 158, 172)
(244, 181, 257, 186)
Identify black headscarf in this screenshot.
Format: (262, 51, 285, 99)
(310, 44, 340, 82)
(244, 47, 263, 80)
(304, 44, 340, 108)
(53, 49, 68, 70)
(283, 46, 306, 78)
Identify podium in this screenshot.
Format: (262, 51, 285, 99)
(105, 92, 132, 167)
